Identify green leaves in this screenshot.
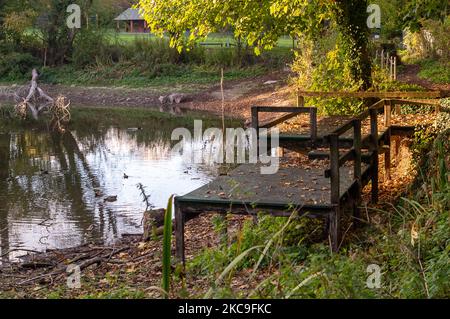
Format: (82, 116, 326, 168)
(162, 195, 174, 298)
(137, 0, 329, 55)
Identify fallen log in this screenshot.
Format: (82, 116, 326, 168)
(14, 69, 70, 132)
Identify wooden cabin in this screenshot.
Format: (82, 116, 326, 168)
(114, 8, 149, 33)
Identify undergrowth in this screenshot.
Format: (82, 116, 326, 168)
(180, 100, 450, 299)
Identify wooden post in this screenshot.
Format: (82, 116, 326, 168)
(389, 57, 392, 80)
(369, 108, 379, 203)
(251, 106, 259, 154)
(329, 133, 340, 252)
(353, 119, 362, 185)
(175, 203, 185, 265)
(329, 134, 340, 205)
(310, 107, 317, 143)
(353, 119, 362, 225)
(385, 52, 389, 71)
(389, 56, 392, 79)
(384, 128, 391, 181)
(130, 20, 134, 33)
(380, 49, 384, 69)
(384, 100, 391, 127)
(393, 57, 397, 80)
(297, 95, 304, 107)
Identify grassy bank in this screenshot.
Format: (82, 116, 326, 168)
(417, 59, 450, 84)
(0, 31, 293, 88)
(25, 64, 269, 88)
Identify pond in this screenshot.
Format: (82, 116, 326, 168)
(0, 110, 231, 260)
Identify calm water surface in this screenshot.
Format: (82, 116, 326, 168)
(0, 124, 220, 260)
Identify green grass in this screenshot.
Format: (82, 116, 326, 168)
(417, 59, 450, 84)
(107, 31, 297, 48)
(29, 64, 268, 89)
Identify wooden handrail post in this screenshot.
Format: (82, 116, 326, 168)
(297, 95, 304, 107)
(251, 106, 259, 154)
(369, 108, 379, 203)
(310, 107, 317, 142)
(384, 128, 391, 181)
(353, 119, 362, 184)
(394, 57, 397, 80)
(384, 99, 391, 127)
(353, 119, 362, 226)
(329, 134, 340, 205)
(251, 106, 259, 134)
(329, 133, 340, 252)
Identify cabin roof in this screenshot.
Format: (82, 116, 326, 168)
(114, 8, 144, 21)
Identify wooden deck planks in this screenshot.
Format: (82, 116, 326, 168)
(178, 162, 369, 207)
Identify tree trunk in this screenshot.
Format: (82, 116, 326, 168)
(334, 0, 372, 90)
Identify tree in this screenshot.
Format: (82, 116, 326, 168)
(402, 0, 449, 31)
(333, 0, 372, 90)
(138, 0, 372, 90)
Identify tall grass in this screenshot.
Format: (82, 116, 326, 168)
(162, 195, 174, 299)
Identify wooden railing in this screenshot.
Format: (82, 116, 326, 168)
(324, 119, 362, 206)
(296, 90, 447, 107)
(251, 106, 318, 142)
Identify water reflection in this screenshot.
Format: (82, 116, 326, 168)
(0, 126, 218, 260)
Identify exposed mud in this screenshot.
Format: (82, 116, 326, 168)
(0, 70, 295, 120)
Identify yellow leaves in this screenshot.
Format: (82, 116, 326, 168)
(3, 10, 37, 34)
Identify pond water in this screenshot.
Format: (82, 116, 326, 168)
(0, 121, 223, 260)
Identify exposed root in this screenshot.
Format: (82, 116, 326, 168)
(14, 69, 71, 133)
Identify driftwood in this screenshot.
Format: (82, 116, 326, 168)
(158, 93, 189, 105)
(14, 69, 71, 132)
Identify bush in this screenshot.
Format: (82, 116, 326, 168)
(0, 52, 39, 80)
(401, 16, 450, 63)
(291, 35, 365, 115)
(72, 30, 120, 67)
(418, 59, 450, 84)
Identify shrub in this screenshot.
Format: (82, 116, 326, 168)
(291, 35, 364, 115)
(0, 52, 39, 80)
(401, 16, 450, 63)
(417, 59, 450, 84)
(72, 30, 119, 67)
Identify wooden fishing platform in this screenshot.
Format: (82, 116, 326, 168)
(175, 95, 445, 264)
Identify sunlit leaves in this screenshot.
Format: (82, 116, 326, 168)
(137, 0, 331, 54)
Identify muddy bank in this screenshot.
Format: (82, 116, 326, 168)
(0, 71, 293, 120)
(0, 213, 250, 299)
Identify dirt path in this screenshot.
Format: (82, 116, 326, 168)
(0, 70, 295, 120)
(397, 64, 450, 91)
